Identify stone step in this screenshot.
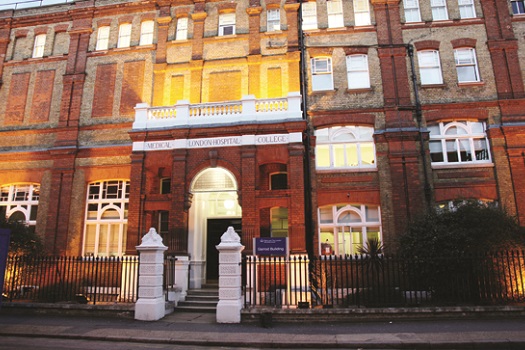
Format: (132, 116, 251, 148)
(176, 287, 219, 313)
(175, 305, 217, 313)
(178, 299, 218, 308)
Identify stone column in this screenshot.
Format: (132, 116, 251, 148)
(135, 228, 167, 321)
(216, 227, 245, 323)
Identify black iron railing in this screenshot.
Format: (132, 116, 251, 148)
(2, 255, 139, 304)
(164, 254, 177, 301)
(243, 251, 525, 308)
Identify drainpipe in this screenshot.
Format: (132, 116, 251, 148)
(406, 44, 432, 211)
(298, 0, 314, 257)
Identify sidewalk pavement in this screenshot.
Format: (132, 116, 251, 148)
(1, 308, 525, 349)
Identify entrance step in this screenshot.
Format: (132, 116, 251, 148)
(177, 286, 219, 313)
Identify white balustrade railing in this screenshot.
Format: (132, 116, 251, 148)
(132, 92, 302, 130)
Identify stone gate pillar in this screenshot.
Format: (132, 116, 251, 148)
(135, 228, 167, 321)
(216, 226, 245, 323)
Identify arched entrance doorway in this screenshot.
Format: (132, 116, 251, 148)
(188, 167, 242, 288)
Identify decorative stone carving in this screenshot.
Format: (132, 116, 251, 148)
(138, 227, 166, 248)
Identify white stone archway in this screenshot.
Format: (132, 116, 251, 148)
(188, 167, 242, 288)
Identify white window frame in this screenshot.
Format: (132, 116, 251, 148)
(117, 23, 132, 48)
(267, 9, 281, 32)
(353, 0, 371, 26)
(428, 121, 491, 165)
(454, 48, 481, 83)
(315, 126, 376, 169)
(32, 34, 46, 58)
(417, 50, 443, 85)
(346, 54, 370, 89)
(403, 0, 421, 23)
(458, 0, 476, 19)
(82, 180, 129, 257)
(0, 183, 40, 226)
(431, 0, 448, 21)
(327, 0, 344, 28)
(311, 57, 334, 91)
(139, 20, 154, 46)
(302, 1, 318, 30)
(96, 26, 110, 51)
(512, 0, 525, 14)
(176, 17, 189, 41)
(318, 204, 382, 256)
(218, 13, 236, 36)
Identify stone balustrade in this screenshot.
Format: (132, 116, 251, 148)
(132, 92, 302, 130)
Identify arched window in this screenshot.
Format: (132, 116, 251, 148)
(429, 121, 490, 165)
(83, 180, 129, 257)
(315, 126, 376, 169)
(0, 183, 40, 226)
(318, 204, 382, 255)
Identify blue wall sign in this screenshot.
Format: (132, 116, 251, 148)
(254, 237, 288, 256)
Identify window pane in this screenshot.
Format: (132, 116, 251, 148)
(360, 143, 375, 166)
(108, 224, 120, 256)
(429, 140, 444, 162)
(176, 17, 188, 40)
(365, 206, 380, 222)
(33, 34, 46, 58)
(350, 228, 362, 255)
(118, 23, 132, 48)
(302, 2, 318, 30)
(446, 140, 459, 162)
(327, 0, 344, 28)
(354, 0, 370, 26)
(96, 26, 109, 50)
(457, 66, 478, 82)
(140, 21, 154, 45)
(316, 145, 330, 167)
(319, 207, 333, 223)
(333, 144, 346, 167)
(98, 225, 108, 256)
(267, 9, 280, 31)
(84, 225, 97, 256)
(315, 128, 329, 142)
(348, 71, 370, 89)
(333, 131, 356, 142)
(320, 230, 335, 254)
(346, 143, 358, 166)
(338, 210, 361, 223)
(312, 73, 333, 91)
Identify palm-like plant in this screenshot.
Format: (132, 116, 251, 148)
(357, 237, 384, 275)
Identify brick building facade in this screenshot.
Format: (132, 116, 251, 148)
(0, 0, 524, 287)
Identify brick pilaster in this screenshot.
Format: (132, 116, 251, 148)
(155, 15, 172, 64)
(246, 6, 262, 55)
(284, 3, 300, 51)
(191, 3, 207, 61)
(45, 150, 77, 255)
(170, 148, 189, 254)
(241, 145, 256, 254)
(126, 151, 146, 254)
(0, 24, 12, 85)
(288, 143, 306, 253)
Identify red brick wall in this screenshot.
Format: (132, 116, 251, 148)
(92, 64, 117, 118)
(30, 70, 55, 123)
(5, 72, 31, 125)
(120, 60, 145, 115)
